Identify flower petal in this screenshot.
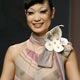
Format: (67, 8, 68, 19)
(45, 41, 54, 51)
(61, 37, 68, 45)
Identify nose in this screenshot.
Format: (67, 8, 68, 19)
(33, 13, 41, 22)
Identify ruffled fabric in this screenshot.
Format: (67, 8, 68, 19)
(31, 25, 73, 68)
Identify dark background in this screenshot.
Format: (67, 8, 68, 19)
(0, 0, 70, 76)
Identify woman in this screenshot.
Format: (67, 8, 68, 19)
(1, 0, 80, 80)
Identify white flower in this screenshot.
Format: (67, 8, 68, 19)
(52, 39, 64, 52)
(45, 25, 69, 52)
(60, 37, 68, 45)
(45, 41, 54, 51)
(45, 39, 64, 52)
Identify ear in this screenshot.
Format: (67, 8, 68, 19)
(24, 10, 27, 15)
(51, 7, 56, 19)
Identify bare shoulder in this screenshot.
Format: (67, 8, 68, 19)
(0, 41, 28, 80)
(5, 41, 27, 62)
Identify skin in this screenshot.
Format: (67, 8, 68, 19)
(25, 1, 55, 37)
(0, 0, 80, 80)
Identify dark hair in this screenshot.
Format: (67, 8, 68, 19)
(24, 0, 54, 11)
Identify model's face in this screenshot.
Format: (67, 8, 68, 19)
(25, 1, 55, 37)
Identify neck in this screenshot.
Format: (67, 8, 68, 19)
(32, 33, 45, 38)
(33, 33, 46, 38)
(33, 31, 48, 38)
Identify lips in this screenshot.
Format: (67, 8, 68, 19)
(33, 23, 44, 28)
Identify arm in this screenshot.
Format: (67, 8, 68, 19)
(65, 49, 80, 80)
(0, 46, 16, 80)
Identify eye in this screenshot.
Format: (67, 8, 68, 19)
(27, 11, 34, 15)
(40, 9, 48, 14)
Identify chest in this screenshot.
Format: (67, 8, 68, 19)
(14, 39, 66, 80)
(14, 50, 64, 80)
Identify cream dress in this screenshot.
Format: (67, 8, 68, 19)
(14, 35, 66, 80)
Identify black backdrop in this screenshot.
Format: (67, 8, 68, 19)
(0, 0, 70, 76)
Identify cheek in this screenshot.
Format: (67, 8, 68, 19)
(44, 14, 52, 28)
(43, 15, 52, 26)
(26, 14, 33, 23)
(26, 16, 31, 23)
(26, 16, 33, 28)
(43, 13, 52, 22)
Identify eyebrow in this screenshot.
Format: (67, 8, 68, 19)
(28, 7, 48, 12)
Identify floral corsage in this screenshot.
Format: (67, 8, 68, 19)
(44, 25, 73, 57)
